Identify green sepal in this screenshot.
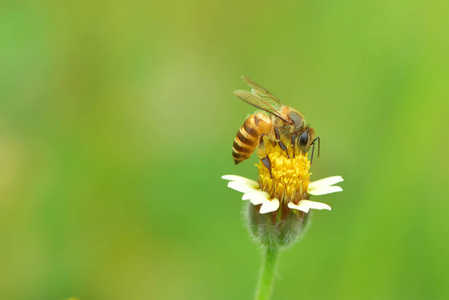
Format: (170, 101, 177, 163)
(246, 203, 310, 249)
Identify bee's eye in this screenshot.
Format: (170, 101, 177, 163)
(299, 131, 310, 147)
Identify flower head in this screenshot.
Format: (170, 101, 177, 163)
(223, 143, 343, 215)
(223, 143, 343, 248)
(222, 173, 342, 213)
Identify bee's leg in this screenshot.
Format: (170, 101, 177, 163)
(261, 156, 272, 179)
(274, 127, 290, 158)
(291, 133, 297, 158)
(262, 156, 272, 178)
(258, 134, 273, 178)
(310, 136, 321, 164)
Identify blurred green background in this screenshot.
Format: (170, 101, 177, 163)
(1, 0, 449, 299)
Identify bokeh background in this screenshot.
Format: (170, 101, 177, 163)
(1, 1, 449, 299)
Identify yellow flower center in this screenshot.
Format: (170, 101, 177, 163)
(257, 142, 310, 205)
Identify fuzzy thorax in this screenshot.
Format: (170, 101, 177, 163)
(257, 142, 310, 205)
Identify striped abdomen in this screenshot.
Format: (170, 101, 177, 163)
(233, 113, 271, 164)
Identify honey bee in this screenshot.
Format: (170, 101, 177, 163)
(232, 76, 320, 174)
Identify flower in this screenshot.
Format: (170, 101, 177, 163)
(222, 142, 343, 214)
(224, 134, 343, 248)
(222, 174, 343, 213)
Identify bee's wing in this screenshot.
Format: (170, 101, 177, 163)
(241, 76, 283, 107)
(234, 90, 288, 122)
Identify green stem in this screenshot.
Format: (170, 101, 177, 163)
(255, 246, 279, 300)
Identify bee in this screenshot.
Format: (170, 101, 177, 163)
(232, 76, 320, 174)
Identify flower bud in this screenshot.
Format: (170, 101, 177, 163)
(246, 201, 310, 248)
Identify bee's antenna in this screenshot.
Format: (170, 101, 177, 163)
(310, 136, 320, 164)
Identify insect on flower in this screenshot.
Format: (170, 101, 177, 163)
(223, 76, 343, 217)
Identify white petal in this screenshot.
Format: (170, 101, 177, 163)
(308, 185, 343, 196)
(259, 198, 280, 214)
(249, 197, 265, 205)
(222, 175, 246, 181)
(288, 202, 310, 213)
(289, 200, 331, 213)
(222, 175, 259, 187)
(227, 181, 259, 193)
(242, 190, 270, 205)
(308, 176, 343, 191)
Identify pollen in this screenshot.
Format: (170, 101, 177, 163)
(257, 142, 310, 205)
